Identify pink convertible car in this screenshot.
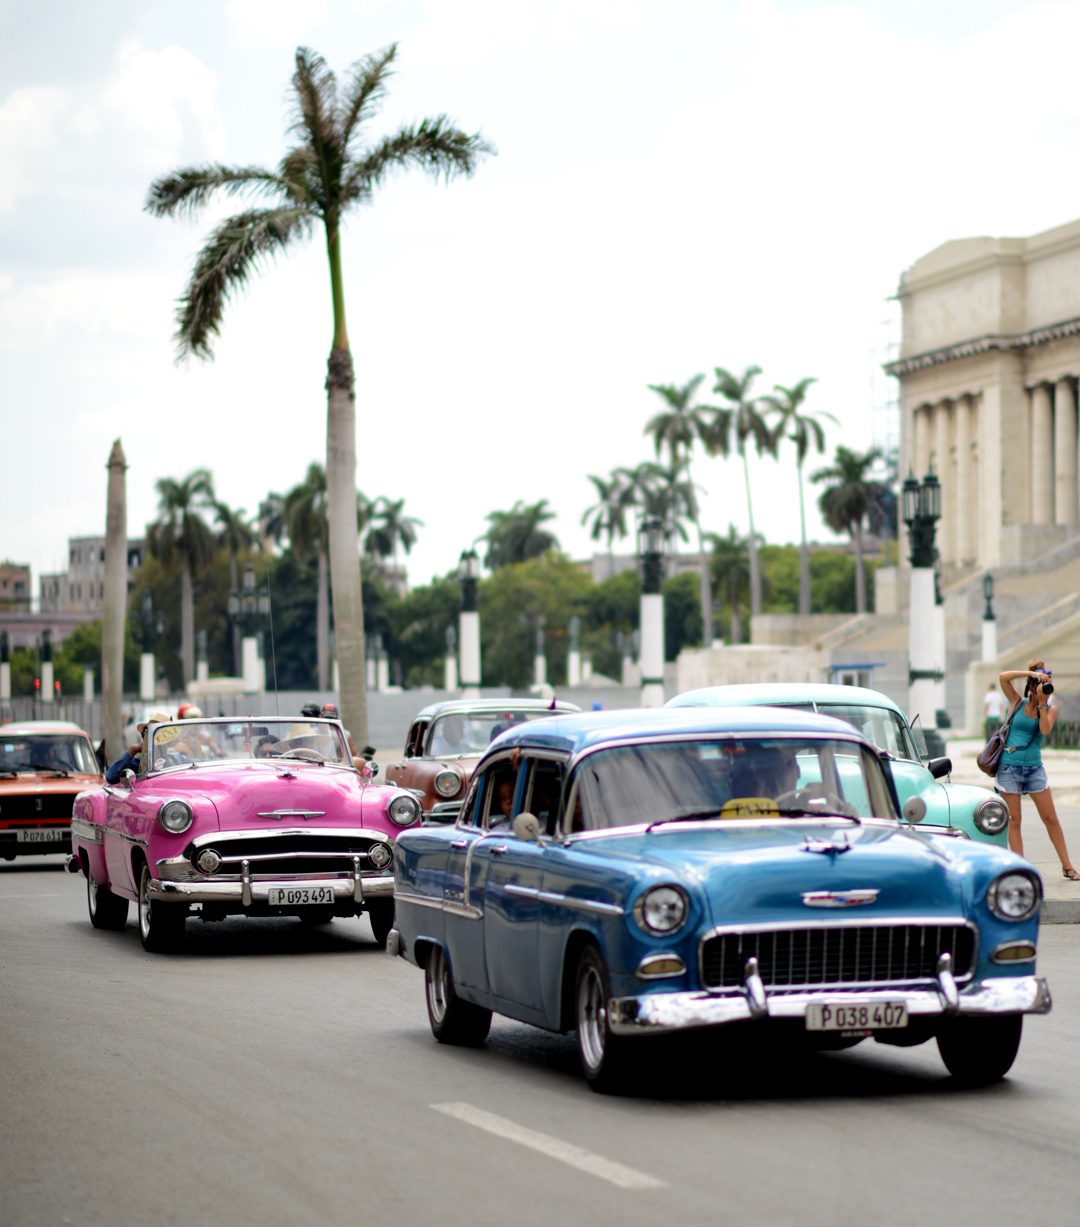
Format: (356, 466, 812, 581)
(68, 715, 421, 951)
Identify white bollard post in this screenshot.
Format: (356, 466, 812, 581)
(333, 658, 340, 693)
(981, 618, 998, 663)
(582, 652, 592, 683)
(242, 637, 260, 694)
(444, 653, 458, 692)
(909, 568, 937, 729)
(640, 592, 665, 707)
(0, 661, 10, 702)
(459, 610, 481, 700)
(377, 654, 390, 692)
(933, 596, 947, 720)
(83, 668, 94, 703)
(140, 653, 155, 702)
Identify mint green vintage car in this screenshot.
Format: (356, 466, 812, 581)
(667, 684, 1008, 845)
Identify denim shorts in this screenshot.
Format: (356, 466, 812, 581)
(996, 763, 1049, 795)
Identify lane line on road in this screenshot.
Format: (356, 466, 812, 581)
(0, 892, 70, 899)
(431, 1102, 665, 1190)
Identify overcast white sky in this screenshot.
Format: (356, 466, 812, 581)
(4, 0, 1080, 590)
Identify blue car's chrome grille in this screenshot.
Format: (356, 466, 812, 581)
(701, 923, 977, 990)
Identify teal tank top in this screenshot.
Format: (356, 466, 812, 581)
(1003, 707, 1044, 767)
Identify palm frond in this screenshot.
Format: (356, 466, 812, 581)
(345, 116, 495, 201)
(339, 44, 398, 150)
(145, 164, 288, 217)
(290, 47, 341, 197)
(175, 207, 314, 359)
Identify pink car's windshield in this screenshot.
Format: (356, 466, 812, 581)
(148, 720, 350, 772)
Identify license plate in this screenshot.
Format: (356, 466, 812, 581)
(16, 828, 66, 843)
(267, 885, 336, 906)
(806, 1001, 908, 1032)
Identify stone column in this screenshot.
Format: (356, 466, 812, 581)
(1031, 383, 1054, 524)
(914, 405, 932, 478)
(934, 401, 953, 564)
(955, 394, 974, 563)
(1055, 377, 1078, 525)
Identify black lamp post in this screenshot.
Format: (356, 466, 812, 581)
(901, 469, 941, 569)
(638, 516, 665, 596)
(458, 549, 479, 612)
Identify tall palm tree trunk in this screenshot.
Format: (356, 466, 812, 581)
(854, 520, 866, 615)
(316, 546, 329, 692)
(180, 557, 194, 686)
(228, 549, 242, 676)
(324, 217, 367, 741)
(742, 450, 762, 619)
(797, 462, 810, 617)
(102, 439, 127, 759)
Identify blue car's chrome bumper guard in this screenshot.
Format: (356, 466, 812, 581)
(608, 975, 1052, 1035)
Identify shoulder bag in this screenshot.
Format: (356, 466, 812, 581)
(976, 698, 1033, 777)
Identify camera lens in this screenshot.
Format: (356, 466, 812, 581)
(1043, 682, 1054, 695)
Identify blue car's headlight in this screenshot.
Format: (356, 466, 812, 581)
(634, 886, 688, 934)
(974, 795, 1009, 836)
(987, 871, 1041, 921)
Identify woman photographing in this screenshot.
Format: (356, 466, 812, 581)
(998, 659, 1078, 881)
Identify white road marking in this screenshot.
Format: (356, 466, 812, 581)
(431, 1102, 666, 1190)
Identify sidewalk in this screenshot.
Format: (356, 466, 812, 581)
(947, 737, 1080, 922)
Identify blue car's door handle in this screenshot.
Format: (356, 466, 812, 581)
(450, 840, 468, 849)
(490, 845, 508, 855)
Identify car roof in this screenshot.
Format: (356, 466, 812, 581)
(666, 683, 904, 716)
(487, 705, 872, 756)
(411, 698, 582, 720)
(0, 721, 90, 736)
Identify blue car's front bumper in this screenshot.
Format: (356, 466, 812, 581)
(608, 975, 1052, 1035)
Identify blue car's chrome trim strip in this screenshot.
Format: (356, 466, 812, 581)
(395, 888, 482, 920)
(608, 975, 1052, 1035)
(504, 883, 623, 916)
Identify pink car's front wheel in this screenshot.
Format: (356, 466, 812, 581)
(137, 864, 186, 953)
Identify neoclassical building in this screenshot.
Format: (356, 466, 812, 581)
(887, 216, 1080, 575)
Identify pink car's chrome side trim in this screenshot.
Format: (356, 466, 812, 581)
(71, 817, 103, 844)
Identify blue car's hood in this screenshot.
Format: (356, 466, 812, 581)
(575, 821, 977, 927)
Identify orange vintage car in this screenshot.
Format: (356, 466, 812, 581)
(0, 721, 103, 859)
(384, 698, 580, 822)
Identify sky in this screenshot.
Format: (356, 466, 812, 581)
(4, 0, 1080, 591)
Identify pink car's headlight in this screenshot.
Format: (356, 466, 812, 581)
(388, 794, 421, 827)
(158, 799, 193, 835)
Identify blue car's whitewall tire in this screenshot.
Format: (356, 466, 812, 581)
(424, 944, 491, 1046)
(575, 945, 631, 1093)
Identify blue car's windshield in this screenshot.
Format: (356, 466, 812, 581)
(570, 736, 898, 831)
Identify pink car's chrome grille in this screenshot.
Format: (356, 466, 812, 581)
(188, 833, 385, 878)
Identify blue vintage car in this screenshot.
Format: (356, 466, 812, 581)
(667, 683, 1008, 845)
(389, 706, 1049, 1092)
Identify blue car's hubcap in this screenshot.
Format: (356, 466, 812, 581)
(427, 947, 450, 1024)
(578, 965, 607, 1071)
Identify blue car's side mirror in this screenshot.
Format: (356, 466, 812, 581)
(513, 812, 541, 842)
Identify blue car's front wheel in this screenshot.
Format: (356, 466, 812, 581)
(576, 945, 631, 1093)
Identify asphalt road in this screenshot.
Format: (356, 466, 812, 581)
(4, 856, 1080, 1227)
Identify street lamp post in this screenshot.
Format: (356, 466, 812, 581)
(458, 549, 481, 699)
(40, 627, 54, 704)
(196, 628, 209, 684)
(0, 630, 10, 707)
(639, 516, 666, 707)
(981, 572, 997, 662)
(533, 616, 547, 688)
(567, 615, 581, 687)
(444, 624, 458, 692)
(133, 588, 164, 702)
(239, 563, 262, 694)
(902, 470, 942, 731)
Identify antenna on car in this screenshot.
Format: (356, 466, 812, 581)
(263, 553, 280, 717)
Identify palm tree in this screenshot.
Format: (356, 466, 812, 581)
(708, 525, 750, 644)
(145, 45, 493, 743)
(713, 365, 775, 620)
(482, 500, 559, 570)
(213, 500, 255, 675)
(365, 496, 423, 568)
(645, 376, 731, 645)
(283, 464, 331, 690)
(811, 445, 885, 614)
(581, 471, 631, 579)
(147, 470, 215, 685)
(762, 379, 837, 618)
(615, 461, 696, 547)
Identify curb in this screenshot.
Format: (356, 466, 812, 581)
(1040, 899, 1080, 924)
